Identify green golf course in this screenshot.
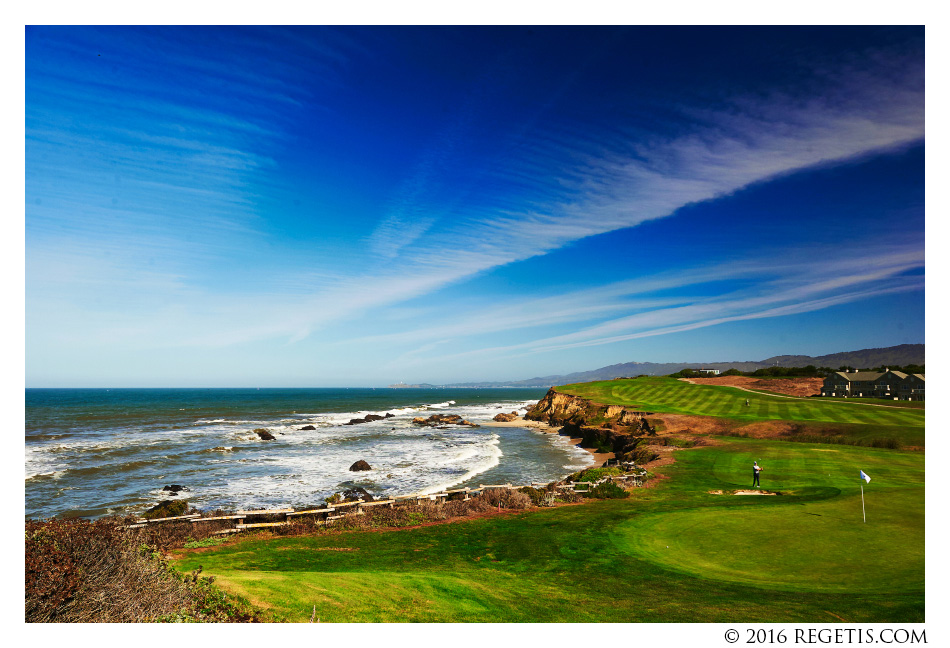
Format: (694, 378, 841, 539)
(172, 433, 924, 622)
(561, 377, 925, 427)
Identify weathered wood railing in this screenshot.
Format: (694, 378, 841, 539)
(127, 470, 647, 533)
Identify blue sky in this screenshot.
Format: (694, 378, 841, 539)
(25, 26, 925, 387)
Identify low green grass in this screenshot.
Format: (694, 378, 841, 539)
(172, 437, 923, 622)
(561, 377, 925, 427)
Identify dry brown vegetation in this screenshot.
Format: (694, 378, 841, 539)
(684, 375, 824, 398)
(25, 517, 260, 622)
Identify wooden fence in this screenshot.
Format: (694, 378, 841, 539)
(127, 470, 647, 534)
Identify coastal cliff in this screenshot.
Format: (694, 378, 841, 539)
(525, 388, 656, 463)
(525, 388, 653, 431)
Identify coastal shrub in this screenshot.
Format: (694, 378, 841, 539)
(654, 437, 697, 448)
(25, 517, 240, 622)
(444, 497, 494, 516)
(623, 446, 660, 464)
(404, 511, 428, 526)
(478, 488, 532, 510)
(553, 490, 583, 504)
(518, 486, 544, 505)
(183, 537, 228, 549)
(585, 482, 629, 499)
(570, 467, 623, 483)
(138, 519, 210, 551)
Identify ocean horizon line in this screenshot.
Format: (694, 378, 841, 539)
(24, 385, 547, 390)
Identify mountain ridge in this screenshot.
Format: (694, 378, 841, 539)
(442, 344, 924, 388)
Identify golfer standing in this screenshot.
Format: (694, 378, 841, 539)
(753, 461, 762, 487)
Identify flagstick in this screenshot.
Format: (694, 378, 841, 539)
(861, 483, 866, 523)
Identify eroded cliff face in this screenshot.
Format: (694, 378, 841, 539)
(525, 388, 657, 464)
(525, 388, 653, 433)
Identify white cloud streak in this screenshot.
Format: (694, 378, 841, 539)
(27, 34, 924, 372)
(363, 244, 924, 369)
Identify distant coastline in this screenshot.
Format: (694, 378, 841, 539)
(388, 382, 439, 389)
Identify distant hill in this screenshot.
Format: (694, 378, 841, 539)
(388, 382, 439, 389)
(443, 344, 924, 388)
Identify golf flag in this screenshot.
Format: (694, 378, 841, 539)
(859, 470, 870, 523)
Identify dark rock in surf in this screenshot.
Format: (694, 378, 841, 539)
(254, 428, 276, 440)
(346, 413, 391, 425)
(300, 425, 316, 430)
(143, 499, 187, 520)
(349, 460, 372, 471)
(342, 487, 375, 502)
(162, 484, 189, 493)
(411, 413, 478, 428)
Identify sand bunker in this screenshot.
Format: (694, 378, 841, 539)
(733, 490, 777, 495)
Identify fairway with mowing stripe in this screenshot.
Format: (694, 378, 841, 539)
(561, 377, 924, 427)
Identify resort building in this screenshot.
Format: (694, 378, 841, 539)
(821, 369, 925, 400)
(696, 368, 720, 375)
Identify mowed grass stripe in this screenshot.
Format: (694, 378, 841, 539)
(560, 378, 924, 427)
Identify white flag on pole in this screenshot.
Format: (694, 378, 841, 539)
(860, 470, 871, 483)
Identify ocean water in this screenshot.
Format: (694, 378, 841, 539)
(25, 388, 592, 519)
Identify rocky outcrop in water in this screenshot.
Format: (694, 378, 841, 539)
(493, 412, 519, 422)
(299, 425, 316, 430)
(254, 428, 276, 440)
(349, 460, 372, 471)
(143, 499, 187, 519)
(341, 487, 375, 501)
(345, 413, 396, 425)
(412, 414, 477, 427)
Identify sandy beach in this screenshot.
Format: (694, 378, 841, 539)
(481, 417, 614, 467)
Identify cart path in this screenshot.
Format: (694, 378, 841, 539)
(677, 378, 919, 410)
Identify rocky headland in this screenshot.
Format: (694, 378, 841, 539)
(524, 388, 658, 465)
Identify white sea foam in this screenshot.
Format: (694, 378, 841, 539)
(26, 393, 566, 517)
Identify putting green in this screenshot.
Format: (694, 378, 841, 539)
(613, 498, 922, 593)
(612, 440, 924, 594)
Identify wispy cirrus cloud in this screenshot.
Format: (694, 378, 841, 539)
(267, 56, 923, 347)
(362, 243, 924, 369)
(35, 54, 922, 353)
(27, 28, 924, 386)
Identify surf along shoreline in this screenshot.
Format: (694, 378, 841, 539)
(480, 416, 615, 467)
